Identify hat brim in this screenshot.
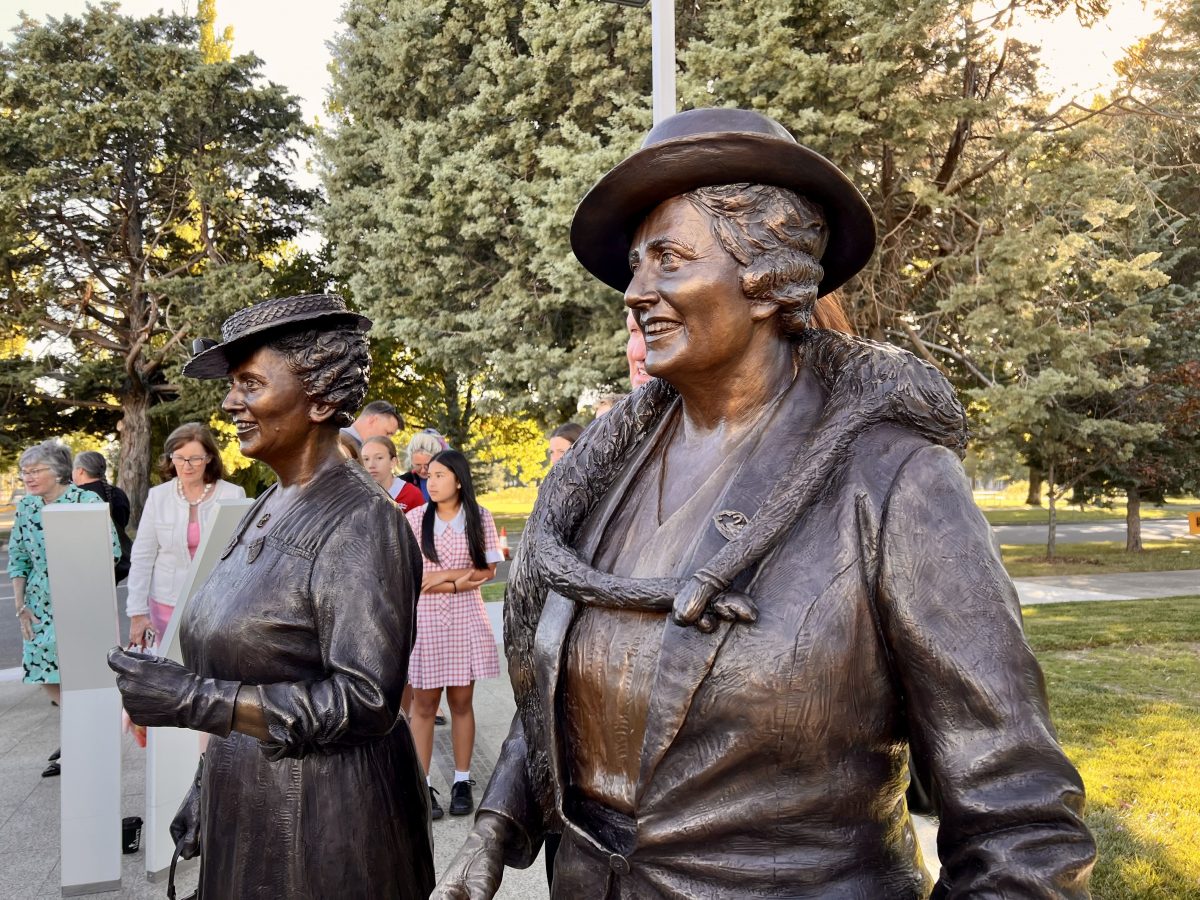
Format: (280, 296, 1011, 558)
(182, 312, 372, 379)
(571, 132, 876, 297)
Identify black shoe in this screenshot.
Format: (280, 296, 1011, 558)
(449, 779, 476, 816)
(429, 786, 444, 820)
(48, 747, 60, 762)
(41, 761, 60, 778)
(434, 713, 446, 726)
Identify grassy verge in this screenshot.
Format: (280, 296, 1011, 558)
(478, 486, 535, 534)
(1025, 598, 1200, 898)
(1002, 540, 1198, 577)
(481, 582, 505, 602)
(979, 501, 1196, 526)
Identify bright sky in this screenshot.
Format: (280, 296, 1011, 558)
(1008, 0, 1163, 101)
(0, 1, 340, 127)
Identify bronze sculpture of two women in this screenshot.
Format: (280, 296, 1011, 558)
(112, 107, 1093, 899)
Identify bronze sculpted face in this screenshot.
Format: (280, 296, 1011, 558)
(222, 345, 323, 466)
(625, 196, 769, 385)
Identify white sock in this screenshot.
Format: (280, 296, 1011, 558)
(454, 770, 471, 784)
(426, 775, 432, 786)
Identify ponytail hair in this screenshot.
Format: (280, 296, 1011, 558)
(420, 449, 488, 570)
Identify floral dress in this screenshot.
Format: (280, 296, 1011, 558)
(404, 504, 503, 689)
(7, 485, 120, 684)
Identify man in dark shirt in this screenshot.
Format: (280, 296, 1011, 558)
(72, 450, 131, 582)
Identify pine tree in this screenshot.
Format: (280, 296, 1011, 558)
(0, 6, 315, 521)
(1069, 0, 1200, 549)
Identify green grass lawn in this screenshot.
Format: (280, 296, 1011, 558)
(1002, 540, 1199, 577)
(1025, 598, 1200, 898)
(974, 483, 1197, 524)
(978, 495, 1197, 526)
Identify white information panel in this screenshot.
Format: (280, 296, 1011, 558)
(42, 504, 122, 897)
(144, 498, 254, 881)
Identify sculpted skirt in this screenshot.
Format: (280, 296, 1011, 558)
(197, 722, 434, 899)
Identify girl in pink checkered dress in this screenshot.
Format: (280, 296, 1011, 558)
(405, 449, 503, 820)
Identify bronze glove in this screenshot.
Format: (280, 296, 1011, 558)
(107, 647, 239, 736)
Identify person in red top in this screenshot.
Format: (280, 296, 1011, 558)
(362, 436, 425, 512)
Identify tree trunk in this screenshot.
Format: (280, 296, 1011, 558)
(117, 376, 152, 528)
(1026, 464, 1043, 506)
(1125, 486, 1143, 553)
(1046, 460, 1057, 561)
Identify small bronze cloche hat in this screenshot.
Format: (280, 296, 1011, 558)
(570, 107, 876, 298)
(183, 293, 371, 379)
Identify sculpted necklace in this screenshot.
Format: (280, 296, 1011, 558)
(176, 479, 214, 508)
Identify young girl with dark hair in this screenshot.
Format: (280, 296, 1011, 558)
(404, 449, 502, 820)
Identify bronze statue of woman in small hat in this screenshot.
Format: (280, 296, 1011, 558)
(108, 295, 435, 899)
(435, 109, 1094, 898)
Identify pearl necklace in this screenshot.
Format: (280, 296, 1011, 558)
(176, 479, 214, 507)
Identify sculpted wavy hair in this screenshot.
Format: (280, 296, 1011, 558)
(683, 183, 829, 337)
(262, 326, 371, 429)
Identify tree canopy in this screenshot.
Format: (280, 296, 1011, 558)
(0, 3, 316, 519)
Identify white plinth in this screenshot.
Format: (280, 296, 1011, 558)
(144, 498, 254, 880)
(42, 505, 122, 897)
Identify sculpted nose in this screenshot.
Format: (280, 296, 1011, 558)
(624, 267, 655, 313)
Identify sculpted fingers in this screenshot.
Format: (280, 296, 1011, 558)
(711, 591, 758, 623)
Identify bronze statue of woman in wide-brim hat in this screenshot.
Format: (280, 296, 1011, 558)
(435, 109, 1094, 899)
(109, 294, 435, 899)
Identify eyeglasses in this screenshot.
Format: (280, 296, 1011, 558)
(19, 466, 51, 478)
(170, 455, 210, 468)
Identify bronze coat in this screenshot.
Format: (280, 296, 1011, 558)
(482, 346, 1094, 899)
(181, 463, 435, 899)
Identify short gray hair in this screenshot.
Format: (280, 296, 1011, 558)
(73, 450, 108, 480)
(19, 441, 72, 484)
(405, 431, 446, 469)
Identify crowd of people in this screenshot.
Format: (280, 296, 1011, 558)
(6, 404, 528, 810)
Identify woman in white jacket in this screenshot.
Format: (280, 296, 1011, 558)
(126, 423, 246, 646)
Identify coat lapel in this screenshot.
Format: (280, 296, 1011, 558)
(534, 401, 680, 801)
(636, 370, 826, 796)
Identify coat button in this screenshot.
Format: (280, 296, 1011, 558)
(608, 853, 630, 875)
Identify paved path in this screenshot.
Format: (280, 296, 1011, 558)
(1013, 569, 1199, 604)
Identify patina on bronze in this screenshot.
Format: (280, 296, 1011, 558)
(436, 109, 1095, 899)
(108, 293, 435, 899)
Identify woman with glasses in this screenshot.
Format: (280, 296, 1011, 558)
(8, 441, 119, 775)
(400, 429, 448, 503)
(125, 423, 245, 647)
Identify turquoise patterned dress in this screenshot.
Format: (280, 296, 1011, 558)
(7, 485, 119, 684)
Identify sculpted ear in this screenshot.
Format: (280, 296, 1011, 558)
(308, 401, 337, 424)
(748, 298, 779, 323)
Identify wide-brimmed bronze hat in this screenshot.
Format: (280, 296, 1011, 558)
(571, 107, 876, 298)
(183, 293, 371, 379)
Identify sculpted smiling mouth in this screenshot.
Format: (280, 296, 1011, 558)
(643, 318, 681, 338)
(234, 420, 258, 435)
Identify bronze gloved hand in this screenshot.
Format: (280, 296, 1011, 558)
(107, 647, 239, 737)
(169, 754, 204, 860)
(432, 811, 509, 900)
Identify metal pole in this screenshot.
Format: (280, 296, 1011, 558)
(651, 0, 676, 123)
